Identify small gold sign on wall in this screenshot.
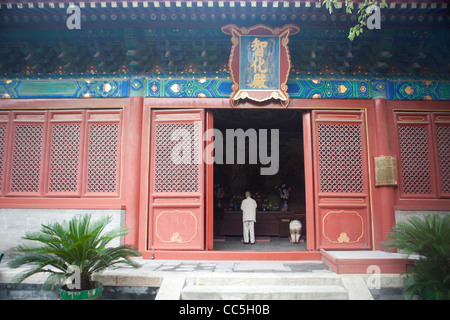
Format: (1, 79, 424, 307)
(375, 156, 397, 186)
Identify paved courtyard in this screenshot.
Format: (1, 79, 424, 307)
(0, 253, 406, 300)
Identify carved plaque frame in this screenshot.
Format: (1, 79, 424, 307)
(222, 24, 300, 108)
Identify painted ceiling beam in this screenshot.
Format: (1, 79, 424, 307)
(1, 0, 449, 10)
(1, 3, 448, 27)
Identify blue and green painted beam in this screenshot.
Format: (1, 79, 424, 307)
(1, 76, 449, 101)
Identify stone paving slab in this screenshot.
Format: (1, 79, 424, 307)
(128, 259, 332, 273)
(234, 261, 289, 272)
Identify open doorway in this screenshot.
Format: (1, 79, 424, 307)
(211, 109, 306, 251)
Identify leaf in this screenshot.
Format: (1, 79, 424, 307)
(7, 214, 142, 290)
(385, 214, 450, 299)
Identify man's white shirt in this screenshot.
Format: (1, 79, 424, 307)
(241, 197, 257, 222)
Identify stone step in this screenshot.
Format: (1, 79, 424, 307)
(181, 284, 348, 300)
(188, 273, 344, 287)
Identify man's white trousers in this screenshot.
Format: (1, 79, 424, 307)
(243, 220, 255, 244)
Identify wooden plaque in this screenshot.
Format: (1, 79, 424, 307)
(222, 24, 300, 108)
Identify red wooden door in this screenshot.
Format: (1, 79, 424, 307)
(312, 110, 372, 250)
(148, 109, 205, 250)
(205, 110, 214, 250)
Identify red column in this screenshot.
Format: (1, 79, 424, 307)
(373, 98, 396, 250)
(124, 95, 144, 247)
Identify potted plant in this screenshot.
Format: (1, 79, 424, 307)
(8, 214, 141, 300)
(384, 214, 450, 300)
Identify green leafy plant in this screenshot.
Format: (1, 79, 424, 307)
(8, 214, 141, 291)
(384, 214, 450, 300)
(322, 0, 388, 40)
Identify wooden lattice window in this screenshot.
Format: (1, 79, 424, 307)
(395, 112, 450, 199)
(435, 113, 450, 197)
(153, 122, 200, 193)
(0, 116, 7, 194)
(397, 125, 433, 195)
(0, 110, 122, 198)
(47, 112, 83, 196)
(317, 123, 364, 193)
(85, 112, 122, 196)
(8, 112, 47, 196)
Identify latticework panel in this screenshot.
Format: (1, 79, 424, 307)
(0, 126, 6, 192)
(437, 125, 450, 194)
(10, 125, 43, 193)
(48, 124, 81, 193)
(87, 124, 119, 193)
(398, 125, 432, 195)
(317, 124, 364, 193)
(154, 123, 200, 193)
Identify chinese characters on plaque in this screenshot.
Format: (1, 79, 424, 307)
(222, 24, 299, 108)
(241, 36, 279, 90)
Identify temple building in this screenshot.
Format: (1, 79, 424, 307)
(0, 0, 449, 271)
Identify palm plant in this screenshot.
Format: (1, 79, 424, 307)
(8, 214, 141, 292)
(384, 214, 450, 300)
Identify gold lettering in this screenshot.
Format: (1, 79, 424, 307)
(251, 56, 267, 74)
(251, 73, 268, 89)
(250, 38, 269, 89)
(251, 38, 268, 57)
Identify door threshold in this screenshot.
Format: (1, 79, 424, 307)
(143, 250, 321, 261)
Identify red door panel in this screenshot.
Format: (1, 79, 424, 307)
(148, 109, 205, 250)
(312, 110, 372, 250)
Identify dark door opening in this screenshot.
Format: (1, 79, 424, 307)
(210, 109, 306, 251)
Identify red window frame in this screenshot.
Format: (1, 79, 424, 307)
(45, 111, 85, 197)
(394, 111, 450, 200)
(0, 109, 122, 199)
(433, 112, 450, 198)
(4, 111, 48, 197)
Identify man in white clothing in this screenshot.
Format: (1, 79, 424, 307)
(240, 191, 257, 244)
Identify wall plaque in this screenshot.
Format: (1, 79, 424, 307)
(375, 156, 398, 186)
(222, 24, 300, 108)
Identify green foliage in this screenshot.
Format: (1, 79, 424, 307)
(8, 214, 141, 291)
(321, 0, 387, 40)
(384, 214, 450, 300)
